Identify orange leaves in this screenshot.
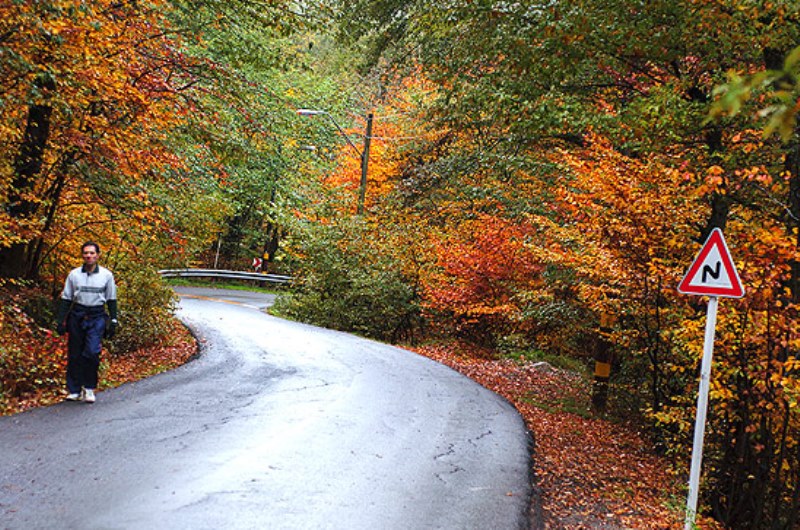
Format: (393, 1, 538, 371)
(702, 165, 727, 190)
(101, 319, 196, 387)
(0, 289, 66, 414)
(422, 214, 544, 339)
(0, 0, 204, 281)
(557, 136, 699, 237)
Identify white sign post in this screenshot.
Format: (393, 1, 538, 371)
(677, 228, 744, 530)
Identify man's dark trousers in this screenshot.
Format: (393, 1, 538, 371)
(66, 305, 106, 393)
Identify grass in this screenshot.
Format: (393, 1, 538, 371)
(520, 391, 593, 419)
(164, 277, 282, 295)
(499, 347, 590, 374)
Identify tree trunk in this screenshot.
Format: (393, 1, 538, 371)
(25, 150, 76, 280)
(700, 125, 730, 240)
(0, 75, 56, 278)
(262, 187, 281, 267)
(262, 221, 281, 264)
(785, 140, 800, 303)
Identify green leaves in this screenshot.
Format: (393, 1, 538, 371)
(273, 218, 422, 342)
(708, 45, 800, 143)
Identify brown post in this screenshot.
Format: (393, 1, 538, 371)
(591, 311, 615, 414)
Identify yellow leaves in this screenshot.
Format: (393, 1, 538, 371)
(466, 303, 518, 317)
(785, 357, 800, 372)
(131, 210, 148, 221)
(554, 135, 701, 303)
(651, 409, 693, 434)
(710, 381, 734, 401)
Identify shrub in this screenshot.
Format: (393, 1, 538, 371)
(0, 289, 64, 412)
(106, 265, 177, 353)
(273, 220, 422, 343)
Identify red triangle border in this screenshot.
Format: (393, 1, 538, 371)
(678, 228, 745, 298)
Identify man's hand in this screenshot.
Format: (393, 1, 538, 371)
(56, 321, 67, 335)
(104, 319, 118, 339)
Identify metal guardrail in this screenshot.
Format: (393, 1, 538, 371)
(159, 268, 293, 285)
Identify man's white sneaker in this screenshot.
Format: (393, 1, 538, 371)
(83, 389, 96, 403)
(65, 392, 81, 401)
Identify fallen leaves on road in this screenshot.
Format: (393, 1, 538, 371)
(410, 341, 722, 530)
(102, 319, 197, 387)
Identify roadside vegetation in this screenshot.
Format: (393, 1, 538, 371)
(164, 277, 282, 295)
(0, 284, 195, 415)
(2, 1, 800, 528)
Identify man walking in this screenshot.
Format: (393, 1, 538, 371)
(55, 241, 118, 403)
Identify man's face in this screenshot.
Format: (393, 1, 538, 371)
(82, 246, 99, 268)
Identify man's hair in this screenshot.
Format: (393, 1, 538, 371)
(82, 241, 101, 254)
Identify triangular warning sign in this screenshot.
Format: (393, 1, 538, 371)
(678, 228, 744, 298)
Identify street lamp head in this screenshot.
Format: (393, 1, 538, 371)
(297, 109, 326, 116)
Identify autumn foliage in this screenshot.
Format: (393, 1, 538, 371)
(0, 0, 195, 281)
(4, 1, 800, 528)
(284, 4, 800, 520)
(423, 214, 545, 345)
(0, 1, 300, 406)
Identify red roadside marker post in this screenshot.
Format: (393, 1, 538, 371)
(677, 228, 745, 529)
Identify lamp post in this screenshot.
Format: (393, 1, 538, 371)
(297, 109, 373, 215)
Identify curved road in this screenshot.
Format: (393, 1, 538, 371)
(0, 287, 533, 529)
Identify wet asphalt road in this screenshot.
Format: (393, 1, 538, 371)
(0, 287, 533, 529)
